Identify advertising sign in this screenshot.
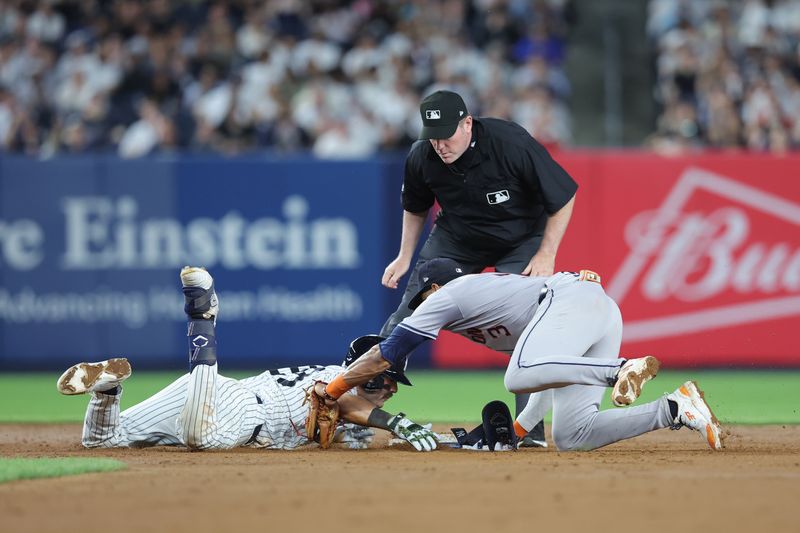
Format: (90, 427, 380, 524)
(0, 156, 390, 369)
(432, 153, 800, 368)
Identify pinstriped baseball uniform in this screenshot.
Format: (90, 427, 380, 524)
(398, 271, 674, 451)
(81, 364, 345, 450)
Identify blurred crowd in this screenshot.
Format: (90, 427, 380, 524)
(0, 0, 574, 158)
(648, 0, 800, 153)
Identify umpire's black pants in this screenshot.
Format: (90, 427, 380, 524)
(379, 225, 544, 422)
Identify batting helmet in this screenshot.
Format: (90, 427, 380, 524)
(343, 334, 412, 387)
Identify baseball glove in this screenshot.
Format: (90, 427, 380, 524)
(304, 381, 340, 449)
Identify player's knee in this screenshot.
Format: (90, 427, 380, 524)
(81, 436, 114, 449)
(551, 421, 580, 451)
(182, 427, 213, 450)
(184, 438, 210, 451)
(551, 428, 579, 451)
(552, 436, 576, 451)
(503, 368, 542, 394)
(551, 425, 594, 452)
(503, 368, 522, 393)
(183, 431, 213, 450)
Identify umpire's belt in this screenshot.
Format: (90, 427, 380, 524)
(245, 394, 264, 445)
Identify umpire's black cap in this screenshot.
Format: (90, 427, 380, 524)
(408, 258, 466, 310)
(344, 334, 412, 386)
(418, 90, 469, 140)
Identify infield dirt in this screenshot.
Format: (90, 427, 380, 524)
(1, 424, 798, 533)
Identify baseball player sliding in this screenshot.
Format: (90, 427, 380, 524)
(57, 267, 437, 452)
(310, 258, 726, 452)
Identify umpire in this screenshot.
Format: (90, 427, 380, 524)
(380, 90, 578, 446)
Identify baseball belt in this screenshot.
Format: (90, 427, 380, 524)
(538, 269, 602, 305)
(578, 269, 602, 283)
(537, 286, 549, 305)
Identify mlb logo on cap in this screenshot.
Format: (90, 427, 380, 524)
(419, 90, 469, 140)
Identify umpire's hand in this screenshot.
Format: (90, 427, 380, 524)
(382, 257, 411, 289)
(521, 251, 556, 277)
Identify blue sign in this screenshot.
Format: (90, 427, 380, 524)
(0, 154, 426, 370)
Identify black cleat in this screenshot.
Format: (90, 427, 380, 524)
(518, 419, 548, 448)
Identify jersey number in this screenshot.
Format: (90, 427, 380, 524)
(268, 365, 325, 387)
(465, 325, 511, 344)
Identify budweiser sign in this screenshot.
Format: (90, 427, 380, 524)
(431, 154, 800, 368)
(607, 167, 800, 342)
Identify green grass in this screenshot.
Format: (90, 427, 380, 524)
(2, 370, 799, 425)
(390, 370, 800, 425)
(0, 457, 126, 484)
(1, 371, 189, 423)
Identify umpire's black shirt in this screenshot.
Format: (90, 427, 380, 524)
(402, 117, 578, 251)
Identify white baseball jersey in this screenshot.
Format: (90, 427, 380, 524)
(240, 364, 346, 449)
(80, 363, 347, 451)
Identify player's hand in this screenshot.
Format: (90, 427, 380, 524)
(312, 381, 337, 407)
(304, 381, 340, 449)
(521, 251, 555, 277)
(382, 256, 411, 289)
(334, 423, 375, 449)
(387, 413, 438, 451)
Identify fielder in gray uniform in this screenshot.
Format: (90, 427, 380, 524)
(57, 267, 438, 452)
(315, 258, 726, 452)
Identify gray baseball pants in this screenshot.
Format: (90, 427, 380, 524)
(504, 276, 673, 451)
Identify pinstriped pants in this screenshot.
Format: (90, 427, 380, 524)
(81, 364, 265, 450)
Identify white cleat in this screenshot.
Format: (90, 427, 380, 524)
(667, 381, 725, 450)
(611, 356, 660, 407)
(57, 358, 131, 395)
(180, 266, 213, 290)
(180, 266, 218, 320)
(667, 381, 725, 451)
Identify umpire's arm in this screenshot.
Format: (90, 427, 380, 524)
(522, 193, 575, 277)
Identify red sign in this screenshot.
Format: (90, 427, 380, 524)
(432, 152, 800, 368)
